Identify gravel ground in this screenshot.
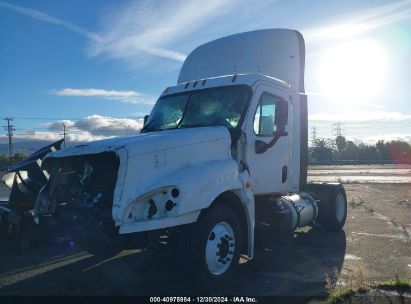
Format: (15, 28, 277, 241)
(0, 167, 410, 300)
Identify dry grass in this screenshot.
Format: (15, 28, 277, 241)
(325, 271, 411, 304)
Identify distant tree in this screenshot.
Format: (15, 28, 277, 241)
(336, 135, 347, 153)
(0, 152, 28, 168)
(386, 140, 411, 163)
(14, 152, 28, 162)
(376, 140, 388, 160)
(308, 137, 411, 163)
(310, 138, 334, 161)
(339, 140, 359, 160)
(358, 143, 379, 161)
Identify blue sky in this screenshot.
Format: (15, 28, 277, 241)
(0, 0, 410, 145)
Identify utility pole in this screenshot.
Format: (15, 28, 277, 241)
(61, 123, 68, 148)
(311, 126, 317, 142)
(332, 121, 345, 152)
(3, 117, 15, 160)
(332, 121, 343, 137)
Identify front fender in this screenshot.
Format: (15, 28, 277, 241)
(117, 160, 255, 259)
(117, 159, 242, 223)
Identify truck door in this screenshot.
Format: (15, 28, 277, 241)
(244, 84, 291, 194)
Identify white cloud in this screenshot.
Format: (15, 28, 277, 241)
(3, 0, 411, 64)
(46, 120, 76, 132)
(52, 88, 155, 104)
(87, 0, 235, 64)
(0, 1, 100, 41)
(10, 131, 109, 143)
(73, 115, 143, 136)
(0, 1, 188, 63)
(303, 0, 411, 44)
(309, 111, 411, 122)
(1, 115, 145, 144)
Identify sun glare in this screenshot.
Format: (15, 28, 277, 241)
(318, 39, 388, 104)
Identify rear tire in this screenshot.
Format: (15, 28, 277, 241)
(191, 204, 242, 289)
(323, 185, 347, 231)
(305, 183, 348, 231)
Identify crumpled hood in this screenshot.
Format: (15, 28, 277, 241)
(45, 126, 231, 159)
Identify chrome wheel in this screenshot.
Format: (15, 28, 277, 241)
(335, 192, 346, 222)
(205, 221, 235, 275)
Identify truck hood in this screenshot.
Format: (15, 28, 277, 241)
(45, 126, 232, 159)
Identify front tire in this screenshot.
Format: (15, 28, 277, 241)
(192, 204, 242, 288)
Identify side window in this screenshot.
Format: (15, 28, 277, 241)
(253, 93, 288, 136)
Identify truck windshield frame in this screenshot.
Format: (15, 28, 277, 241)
(141, 85, 252, 133)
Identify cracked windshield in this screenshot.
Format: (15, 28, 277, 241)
(143, 86, 250, 132)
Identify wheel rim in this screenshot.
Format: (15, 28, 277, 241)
(205, 221, 235, 275)
(335, 192, 346, 222)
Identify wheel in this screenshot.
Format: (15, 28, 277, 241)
(191, 204, 242, 288)
(305, 183, 348, 231)
(325, 185, 347, 231)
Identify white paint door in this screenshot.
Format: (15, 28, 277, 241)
(244, 84, 291, 194)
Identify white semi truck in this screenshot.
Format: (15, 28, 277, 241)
(1, 29, 347, 286)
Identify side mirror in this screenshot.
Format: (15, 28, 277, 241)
(143, 115, 149, 126)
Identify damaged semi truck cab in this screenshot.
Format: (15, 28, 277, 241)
(2, 29, 347, 285)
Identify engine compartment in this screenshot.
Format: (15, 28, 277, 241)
(41, 153, 118, 213)
(33, 152, 120, 237)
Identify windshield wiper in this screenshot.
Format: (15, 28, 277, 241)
(178, 124, 205, 129)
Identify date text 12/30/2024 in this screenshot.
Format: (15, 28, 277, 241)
(149, 297, 258, 303)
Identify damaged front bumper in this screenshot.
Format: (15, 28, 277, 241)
(0, 140, 128, 249)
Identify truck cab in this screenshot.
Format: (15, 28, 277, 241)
(1, 29, 347, 287)
(144, 73, 300, 194)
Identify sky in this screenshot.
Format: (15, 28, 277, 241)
(0, 0, 410, 147)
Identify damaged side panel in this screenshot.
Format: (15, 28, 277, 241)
(2, 139, 64, 209)
(1, 140, 64, 244)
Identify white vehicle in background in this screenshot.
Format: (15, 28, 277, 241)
(1, 29, 347, 287)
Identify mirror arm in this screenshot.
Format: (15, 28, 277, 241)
(255, 130, 288, 154)
(266, 131, 288, 149)
(143, 115, 149, 126)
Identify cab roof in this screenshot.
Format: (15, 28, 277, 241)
(177, 29, 305, 93)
